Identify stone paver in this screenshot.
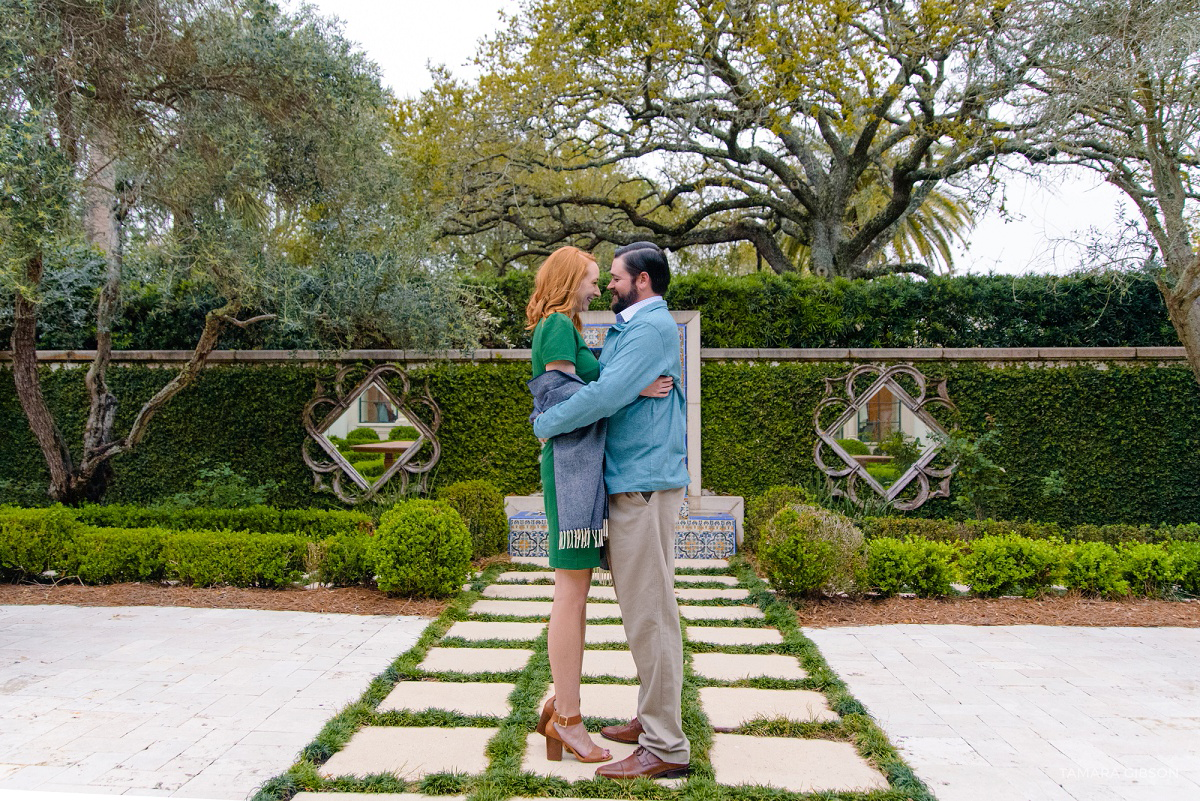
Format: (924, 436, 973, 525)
(687, 626, 784, 646)
(494, 572, 555, 583)
(443, 621, 545, 642)
(584, 625, 629, 645)
(581, 649, 638, 679)
(691, 653, 808, 681)
(469, 600, 622, 620)
(481, 584, 619, 601)
(805, 624, 1200, 801)
(673, 587, 751, 601)
(379, 682, 515, 717)
(320, 727, 497, 779)
(418, 647, 532, 674)
(539, 683, 641, 720)
(520, 732, 642, 782)
(676, 559, 730, 570)
(700, 687, 838, 728)
(709, 734, 889, 793)
(677, 604, 765, 621)
(509, 557, 552, 567)
(0, 604, 429, 798)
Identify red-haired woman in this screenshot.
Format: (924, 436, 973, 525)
(525, 246, 670, 763)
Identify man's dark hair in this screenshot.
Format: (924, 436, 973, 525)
(614, 241, 670, 295)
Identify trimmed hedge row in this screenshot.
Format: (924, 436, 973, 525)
(862, 535, 1200, 599)
(2, 359, 1199, 525)
(74, 504, 372, 538)
(860, 517, 1200, 545)
(10, 269, 1172, 350)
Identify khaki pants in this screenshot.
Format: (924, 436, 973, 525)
(607, 487, 690, 764)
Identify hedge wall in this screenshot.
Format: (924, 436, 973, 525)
(3, 270, 1175, 350)
(2, 360, 1198, 525)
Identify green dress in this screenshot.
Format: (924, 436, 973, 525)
(532, 312, 603, 569)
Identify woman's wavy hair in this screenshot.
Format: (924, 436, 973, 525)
(524, 246, 596, 331)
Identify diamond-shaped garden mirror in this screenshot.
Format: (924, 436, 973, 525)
(813, 365, 955, 510)
(302, 365, 440, 504)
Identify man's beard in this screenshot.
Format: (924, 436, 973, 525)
(610, 288, 633, 315)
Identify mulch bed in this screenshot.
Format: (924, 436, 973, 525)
(797, 596, 1200, 628)
(2, 581, 1197, 628)
(0, 582, 448, 617)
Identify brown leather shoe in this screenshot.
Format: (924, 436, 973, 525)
(595, 745, 689, 780)
(600, 717, 643, 744)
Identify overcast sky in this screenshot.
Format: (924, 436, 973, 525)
(293, 0, 1134, 277)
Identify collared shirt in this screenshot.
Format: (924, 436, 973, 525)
(614, 295, 663, 324)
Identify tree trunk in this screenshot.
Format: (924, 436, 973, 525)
(81, 131, 122, 501)
(1156, 251, 1200, 390)
(11, 254, 75, 502)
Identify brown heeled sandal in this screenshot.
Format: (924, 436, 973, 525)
(536, 696, 555, 736)
(544, 709, 612, 763)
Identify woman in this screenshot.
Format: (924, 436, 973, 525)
(525, 246, 671, 763)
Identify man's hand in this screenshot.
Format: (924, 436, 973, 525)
(639, 376, 674, 398)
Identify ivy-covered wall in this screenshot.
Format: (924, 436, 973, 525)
(2, 360, 1198, 525)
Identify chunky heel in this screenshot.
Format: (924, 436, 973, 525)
(536, 696, 555, 736)
(546, 734, 563, 761)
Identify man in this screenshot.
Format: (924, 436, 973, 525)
(532, 241, 690, 779)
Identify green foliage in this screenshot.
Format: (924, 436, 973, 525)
(758, 505, 864, 598)
(1062, 541, 1129, 598)
(161, 530, 305, 588)
(64, 527, 167, 584)
(3, 359, 1199, 525)
(74, 503, 370, 538)
(878, 431, 922, 475)
(436, 480, 508, 558)
(1168, 542, 1200, 596)
(346, 427, 382, 443)
(387, 426, 420, 441)
(743, 485, 818, 553)
(933, 428, 1008, 519)
(0, 505, 80, 579)
(167, 464, 280, 508)
(863, 538, 958, 598)
(314, 533, 374, 587)
(1120, 543, 1177, 598)
(371, 500, 471, 598)
(959, 535, 1063, 597)
(836, 438, 870, 455)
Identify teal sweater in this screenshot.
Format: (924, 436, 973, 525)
(532, 298, 688, 493)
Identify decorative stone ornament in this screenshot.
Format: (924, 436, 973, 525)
(813, 364, 955, 510)
(303, 364, 441, 504)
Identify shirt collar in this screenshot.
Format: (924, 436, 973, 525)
(615, 295, 663, 323)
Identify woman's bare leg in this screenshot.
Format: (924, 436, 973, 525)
(546, 567, 609, 759)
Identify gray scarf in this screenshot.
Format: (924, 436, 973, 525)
(528, 370, 608, 549)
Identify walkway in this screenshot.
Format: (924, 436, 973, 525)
(0, 606, 428, 797)
(807, 624, 1200, 801)
(287, 558, 898, 796)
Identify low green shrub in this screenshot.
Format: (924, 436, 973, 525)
(0, 505, 81, 579)
(371, 500, 472, 598)
(862, 538, 957, 598)
(168, 463, 278, 508)
(388, 426, 420, 441)
(162, 530, 305, 588)
(866, 463, 899, 483)
(836, 438, 870, 456)
(743, 485, 817, 553)
(860, 517, 965, 542)
(758, 504, 864, 598)
(436, 480, 508, 558)
(315, 533, 374, 586)
(1121, 543, 1177, 598)
(1168, 542, 1200, 596)
(965, 519, 1066, 541)
(1062, 541, 1130, 598)
(74, 504, 370, 539)
(1070, 523, 1154, 545)
(64, 527, 166, 584)
(346, 427, 382, 443)
(860, 516, 1196, 547)
(959, 534, 1063, 597)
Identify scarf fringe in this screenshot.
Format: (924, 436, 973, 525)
(558, 518, 608, 551)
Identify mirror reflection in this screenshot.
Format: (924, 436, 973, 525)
(320, 381, 421, 487)
(832, 382, 938, 489)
